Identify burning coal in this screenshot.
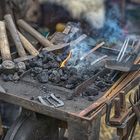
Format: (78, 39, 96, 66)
(60, 51, 72, 68)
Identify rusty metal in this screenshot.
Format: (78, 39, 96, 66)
(4, 14, 27, 57)
(117, 38, 129, 62)
(106, 60, 140, 72)
(79, 70, 140, 117)
(114, 98, 121, 118)
(104, 77, 140, 140)
(0, 65, 139, 140)
(129, 87, 140, 124)
(119, 91, 126, 112)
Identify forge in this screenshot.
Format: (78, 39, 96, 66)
(0, 5, 139, 139)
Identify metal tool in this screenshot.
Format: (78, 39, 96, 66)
(46, 94, 64, 108)
(4, 14, 38, 64)
(17, 19, 54, 48)
(91, 55, 108, 65)
(116, 38, 130, 62)
(105, 40, 140, 72)
(129, 87, 140, 124)
(38, 93, 64, 108)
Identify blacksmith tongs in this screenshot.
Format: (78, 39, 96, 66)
(105, 40, 140, 72)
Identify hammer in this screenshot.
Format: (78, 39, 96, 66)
(17, 19, 70, 52)
(4, 14, 26, 57)
(0, 21, 25, 74)
(4, 14, 39, 63)
(17, 19, 54, 48)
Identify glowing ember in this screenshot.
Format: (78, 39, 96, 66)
(60, 51, 72, 67)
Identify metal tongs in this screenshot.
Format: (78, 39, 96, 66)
(105, 38, 140, 72)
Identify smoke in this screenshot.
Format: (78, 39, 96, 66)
(47, 0, 105, 29)
(67, 4, 125, 69)
(98, 4, 125, 44)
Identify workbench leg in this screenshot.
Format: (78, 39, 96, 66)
(68, 115, 101, 140)
(0, 115, 3, 139)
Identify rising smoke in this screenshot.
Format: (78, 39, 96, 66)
(47, 0, 105, 29)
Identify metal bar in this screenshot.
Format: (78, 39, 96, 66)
(80, 42, 105, 60)
(119, 38, 130, 62)
(91, 55, 108, 65)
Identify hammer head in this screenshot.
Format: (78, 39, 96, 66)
(1, 60, 16, 74)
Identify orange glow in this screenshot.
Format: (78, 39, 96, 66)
(60, 51, 72, 68)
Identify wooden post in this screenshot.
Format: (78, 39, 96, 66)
(4, 14, 27, 57)
(0, 21, 12, 61)
(18, 31, 39, 56)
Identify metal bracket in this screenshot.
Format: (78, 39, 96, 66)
(105, 101, 135, 128)
(38, 93, 64, 108)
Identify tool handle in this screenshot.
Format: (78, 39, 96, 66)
(4, 14, 26, 57)
(0, 21, 12, 61)
(17, 19, 53, 48)
(18, 31, 39, 56)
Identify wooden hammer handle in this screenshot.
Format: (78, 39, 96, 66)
(17, 19, 53, 48)
(4, 14, 26, 57)
(0, 21, 12, 61)
(18, 31, 39, 56)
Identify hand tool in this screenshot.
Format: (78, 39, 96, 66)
(105, 40, 140, 72)
(4, 14, 40, 69)
(18, 31, 39, 56)
(0, 21, 15, 74)
(0, 21, 26, 74)
(4, 14, 26, 57)
(38, 93, 64, 108)
(17, 19, 54, 48)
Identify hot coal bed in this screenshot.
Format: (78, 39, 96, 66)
(0, 22, 123, 102)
